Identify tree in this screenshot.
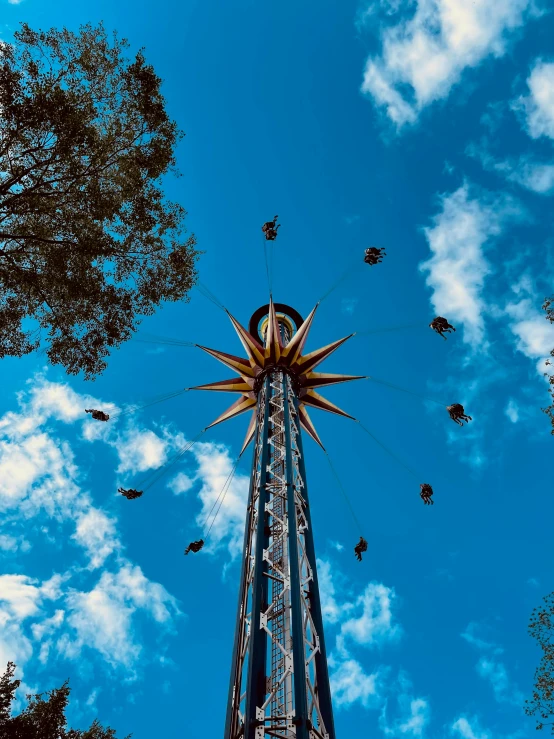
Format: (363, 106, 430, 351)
(542, 296, 554, 435)
(0, 23, 198, 379)
(525, 593, 554, 732)
(0, 662, 129, 738)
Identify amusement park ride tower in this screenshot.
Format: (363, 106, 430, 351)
(191, 300, 364, 739)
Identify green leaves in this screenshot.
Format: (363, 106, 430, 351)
(0, 662, 129, 739)
(0, 22, 198, 380)
(525, 594, 554, 733)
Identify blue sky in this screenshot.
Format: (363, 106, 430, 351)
(1, 0, 554, 738)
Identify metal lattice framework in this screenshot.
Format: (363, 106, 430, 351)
(224, 369, 335, 739)
(190, 300, 363, 739)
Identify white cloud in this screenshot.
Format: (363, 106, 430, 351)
(0, 533, 30, 552)
(317, 558, 345, 625)
(420, 185, 521, 348)
(360, 0, 533, 127)
(515, 60, 554, 140)
(0, 563, 181, 678)
(72, 508, 119, 570)
(316, 557, 405, 712)
(467, 144, 554, 195)
(192, 442, 250, 558)
(0, 574, 63, 673)
(461, 622, 522, 706)
(504, 283, 554, 372)
(0, 574, 55, 619)
(477, 656, 523, 705)
(168, 471, 194, 495)
(31, 609, 65, 642)
(330, 658, 382, 707)
(0, 398, 120, 570)
(339, 581, 402, 649)
(115, 428, 167, 474)
(380, 673, 430, 737)
(461, 622, 503, 654)
(513, 161, 554, 194)
(60, 564, 180, 672)
(451, 716, 490, 739)
(505, 399, 519, 423)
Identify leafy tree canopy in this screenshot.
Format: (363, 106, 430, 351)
(0, 22, 198, 379)
(0, 662, 129, 739)
(526, 593, 554, 732)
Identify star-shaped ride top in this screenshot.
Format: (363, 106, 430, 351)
(191, 300, 365, 451)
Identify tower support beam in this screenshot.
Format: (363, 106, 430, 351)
(224, 370, 336, 739)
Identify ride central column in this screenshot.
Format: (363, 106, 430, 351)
(224, 309, 336, 739)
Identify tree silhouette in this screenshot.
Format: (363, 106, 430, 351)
(0, 23, 198, 380)
(525, 593, 554, 732)
(0, 662, 129, 738)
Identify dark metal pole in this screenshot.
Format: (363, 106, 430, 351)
(283, 378, 309, 739)
(292, 393, 336, 738)
(244, 375, 272, 738)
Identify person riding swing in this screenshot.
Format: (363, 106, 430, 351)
(429, 316, 456, 340)
(420, 483, 434, 505)
(118, 487, 143, 500)
(364, 247, 386, 265)
(184, 539, 205, 555)
(262, 215, 281, 241)
(85, 409, 110, 422)
(354, 536, 368, 562)
(447, 403, 472, 426)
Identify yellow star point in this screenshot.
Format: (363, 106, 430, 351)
(191, 305, 361, 450)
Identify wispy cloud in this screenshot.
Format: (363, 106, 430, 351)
(461, 622, 503, 653)
(505, 398, 520, 423)
(451, 716, 490, 739)
(461, 621, 523, 706)
(329, 657, 383, 708)
(59, 565, 180, 674)
(467, 143, 554, 195)
(317, 557, 403, 710)
(380, 673, 430, 737)
(341, 297, 358, 315)
(419, 184, 523, 349)
(360, 0, 534, 128)
(477, 656, 524, 705)
(190, 441, 250, 558)
(338, 581, 402, 651)
(0, 376, 186, 682)
(317, 558, 345, 625)
(504, 276, 554, 373)
(514, 60, 554, 140)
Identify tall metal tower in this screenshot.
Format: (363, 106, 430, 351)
(191, 300, 363, 739)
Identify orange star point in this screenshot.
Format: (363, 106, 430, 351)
(191, 305, 361, 450)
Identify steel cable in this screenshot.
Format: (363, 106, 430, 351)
(318, 259, 360, 304)
(203, 452, 244, 541)
(135, 428, 207, 492)
(262, 234, 273, 298)
(323, 450, 364, 535)
(196, 280, 227, 312)
(356, 420, 420, 480)
(356, 323, 427, 337)
(365, 376, 446, 407)
(110, 388, 190, 420)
